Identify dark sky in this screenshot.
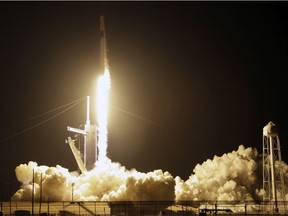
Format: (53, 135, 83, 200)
(1, 1, 288, 200)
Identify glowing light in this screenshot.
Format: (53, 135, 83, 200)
(96, 67, 111, 162)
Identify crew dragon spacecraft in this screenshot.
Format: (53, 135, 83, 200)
(66, 16, 108, 173)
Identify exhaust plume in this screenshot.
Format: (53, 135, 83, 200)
(12, 144, 288, 202)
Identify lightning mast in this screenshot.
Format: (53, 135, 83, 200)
(262, 121, 286, 213)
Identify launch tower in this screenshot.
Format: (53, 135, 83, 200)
(262, 121, 286, 213)
(66, 96, 97, 172)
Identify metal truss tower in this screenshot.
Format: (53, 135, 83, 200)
(263, 121, 286, 213)
(66, 96, 97, 173)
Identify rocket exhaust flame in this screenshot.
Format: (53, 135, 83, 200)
(96, 68, 111, 162)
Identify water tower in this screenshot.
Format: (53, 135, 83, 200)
(262, 121, 286, 213)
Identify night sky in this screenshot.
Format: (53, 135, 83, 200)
(1, 2, 288, 200)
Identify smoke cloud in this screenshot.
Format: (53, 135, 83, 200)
(12, 145, 288, 202)
(12, 158, 175, 202)
(175, 145, 259, 201)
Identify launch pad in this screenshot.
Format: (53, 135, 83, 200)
(1, 200, 288, 215)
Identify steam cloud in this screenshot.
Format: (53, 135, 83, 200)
(12, 145, 288, 202)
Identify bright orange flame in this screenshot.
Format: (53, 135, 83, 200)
(96, 68, 111, 162)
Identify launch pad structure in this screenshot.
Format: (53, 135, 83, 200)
(66, 96, 97, 173)
(262, 121, 286, 213)
(1, 200, 288, 216)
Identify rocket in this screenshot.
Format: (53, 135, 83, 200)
(66, 16, 108, 173)
(99, 15, 108, 74)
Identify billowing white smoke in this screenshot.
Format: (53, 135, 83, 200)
(12, 158, 175, 202)
(12, 145, 288, 202)
(175, 145, 259, 201)
(13, 162, 79, 201)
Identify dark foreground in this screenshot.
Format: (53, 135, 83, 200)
(0, 201, 287, 216)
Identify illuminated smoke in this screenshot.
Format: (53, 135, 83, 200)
(175, 145, 259, 202)
(12, 144, 288, 202)
(12, 159, 175, 201)
(13, 161, 78, 201)
(96, 68, 111, 162)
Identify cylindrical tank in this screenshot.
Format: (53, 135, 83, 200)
(263, 121, 278, 137)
